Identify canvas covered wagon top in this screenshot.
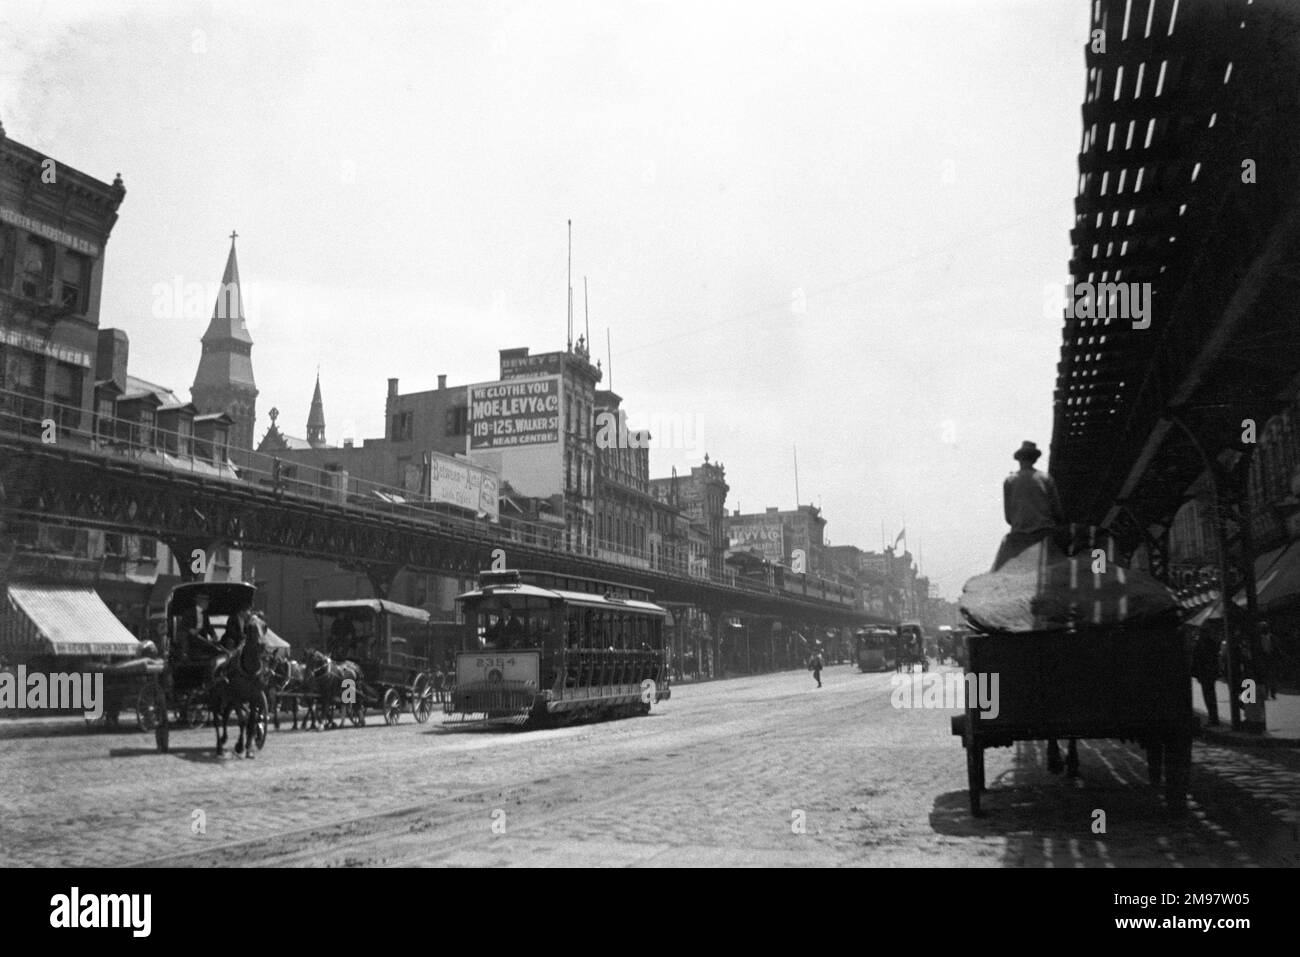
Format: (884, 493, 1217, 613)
(960, 539, 1178, 634)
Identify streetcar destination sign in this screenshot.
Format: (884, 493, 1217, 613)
(457, 651, 539, 688)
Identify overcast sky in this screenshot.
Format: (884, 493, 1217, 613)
(1, 0, 1091, 598)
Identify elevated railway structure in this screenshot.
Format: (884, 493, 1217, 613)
(0, 393, 884, 633)
(1048, 0, 1300, 728)
(1050, 0, 1300, 575)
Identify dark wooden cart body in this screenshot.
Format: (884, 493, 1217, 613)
(950, 621, 1192, 815)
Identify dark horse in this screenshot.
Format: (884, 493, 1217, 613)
(268, 657, 320, 730)
(211, 612, 267, 757)
(304, 649, 365, 729)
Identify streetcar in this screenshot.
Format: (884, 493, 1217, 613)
(854, 626, 896, 672)
(447, 569, 670, 725)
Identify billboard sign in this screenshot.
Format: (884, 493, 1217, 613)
(500, 350, 563, 379)
(427, 452, 500, 521)
(468, 376, 561, 450)
(728, 521, 785, 563)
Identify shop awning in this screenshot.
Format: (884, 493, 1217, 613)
(1184, 542, 1300, 626)
(0, 586, 143, 658)
(259, 623, 290, 655)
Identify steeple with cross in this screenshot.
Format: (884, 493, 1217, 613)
(192, 230, 258, 451)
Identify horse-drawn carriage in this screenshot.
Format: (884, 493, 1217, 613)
(896, 621, 928, 673)
(152, 582, 269, 756)
(307, 599, 436, 726)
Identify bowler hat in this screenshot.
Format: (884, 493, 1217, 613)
(1013, 441, 1042, 462)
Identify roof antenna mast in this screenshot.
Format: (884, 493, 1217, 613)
(567, 220, 573, 351)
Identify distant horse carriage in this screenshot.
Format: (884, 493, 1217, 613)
(152, 582, 270, 756)
(301, 599, 436, 728)
(896, 621, 928, 673)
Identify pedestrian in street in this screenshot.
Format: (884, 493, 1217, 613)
(1190, 627, 1221, 727)
(809, 652, 824, 688)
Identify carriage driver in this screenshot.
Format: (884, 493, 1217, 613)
(181, 590, 231, 681)
(329, 614, 358, 659)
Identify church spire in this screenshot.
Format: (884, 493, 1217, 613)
(192, 230, 258, 451)
(307, 371, 326, 448)
(203, 230, 253, 345)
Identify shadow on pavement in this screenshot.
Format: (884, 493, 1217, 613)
(926, 739, 1300, 866)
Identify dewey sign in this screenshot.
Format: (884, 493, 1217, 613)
(468, 376, 561, 450)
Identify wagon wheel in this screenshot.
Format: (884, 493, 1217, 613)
(411, 673, 433, 724)
(153, 682, 170, 753)
(137, 684, 160, 732)
(383, 688, 402, 725)
(254, 690, 269, 750)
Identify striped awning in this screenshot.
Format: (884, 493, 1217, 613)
(0, 586, 143, 658)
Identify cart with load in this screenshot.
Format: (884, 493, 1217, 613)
(951, 540, 1192, 816)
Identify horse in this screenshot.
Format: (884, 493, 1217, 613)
(303, 649, 366, 729)
(268, 657, 320, 730)
(210, 614, 268, 758)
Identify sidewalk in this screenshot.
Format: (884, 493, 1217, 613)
(1191, 680, 1300, 747)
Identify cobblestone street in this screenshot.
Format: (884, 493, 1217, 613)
(3, 665, 1297, 867)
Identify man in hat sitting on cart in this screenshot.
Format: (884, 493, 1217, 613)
(994, 440, 1066, 571)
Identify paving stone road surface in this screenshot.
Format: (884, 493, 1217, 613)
(2, 665, 1297, 866)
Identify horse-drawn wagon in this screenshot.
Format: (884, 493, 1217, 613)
(896, 621, 928, 673)
(309, 599, 435, 726)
